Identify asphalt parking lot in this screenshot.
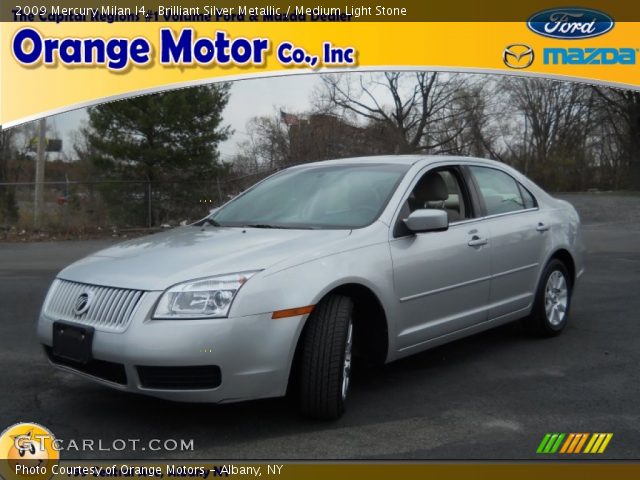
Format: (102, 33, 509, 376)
(1, 193, 639, 460)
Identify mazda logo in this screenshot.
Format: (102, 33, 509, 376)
(73, 292, 92, 315)
(503, 44, 535, 69)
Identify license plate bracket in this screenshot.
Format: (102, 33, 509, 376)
(52, 321, 94, 364)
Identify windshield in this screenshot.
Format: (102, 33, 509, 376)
(210, 163, 409, 229)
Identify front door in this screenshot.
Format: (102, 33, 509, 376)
(389, 167, 492, 352)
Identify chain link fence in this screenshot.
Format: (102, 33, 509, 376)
(0, 169, 277, 234)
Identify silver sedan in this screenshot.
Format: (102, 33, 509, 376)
(37, 156, 585, 419)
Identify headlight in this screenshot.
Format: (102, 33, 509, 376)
(153, 271, 260, 319)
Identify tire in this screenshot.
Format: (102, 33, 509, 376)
(298, 294, 353, 420)
(523, 259, 572, 337)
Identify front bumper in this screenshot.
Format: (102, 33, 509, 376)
(37, 292, 305, 403)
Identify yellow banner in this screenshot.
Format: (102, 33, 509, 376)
(1, 19, 640, 127)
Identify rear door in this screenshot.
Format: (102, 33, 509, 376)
(468, 166, 550, 319)
(389, 165, 492, 353)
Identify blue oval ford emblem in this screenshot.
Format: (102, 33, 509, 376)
(527, 8, 614, 39)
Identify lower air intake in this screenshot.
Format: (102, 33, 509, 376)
(136, 365, 222, 390)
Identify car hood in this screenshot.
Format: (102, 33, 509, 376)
(58, 226, 352, 291)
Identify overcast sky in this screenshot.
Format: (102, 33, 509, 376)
(50, 74, 320, 161)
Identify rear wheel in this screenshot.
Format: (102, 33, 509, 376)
(298, 295, 353, 420)
(523, 259, 572, 336)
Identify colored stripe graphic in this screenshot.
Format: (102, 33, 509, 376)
(567, 433, 581, 453)
(537, 433, 565, 453)
(598, 434, 614, 453)
(538, 433, 613, 454)
(584, 433, 614, 454)
(537, 433, 552, 453)
(574, 433, 589, 453)
(560, 433, 575, 453)
(550, 433, 565, 453)
(544, 434, 559, 453)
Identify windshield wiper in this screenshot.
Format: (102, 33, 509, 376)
(244, 224, 286, 229)
(243, 224, 314, 230)
(200, 218, 221, 227)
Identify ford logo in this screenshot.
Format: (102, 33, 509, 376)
(527, 8, 614, 39)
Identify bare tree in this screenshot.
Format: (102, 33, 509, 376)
(498, 78, 597, 190)
(237, 114, 290, 170)
(429, 78, 504, 158)
(592, 88, 640, 190)
(317, 72, 473, 154)
(232, 74, 637, 192)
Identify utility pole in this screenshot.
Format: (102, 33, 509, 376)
(34, 117, 46, 229)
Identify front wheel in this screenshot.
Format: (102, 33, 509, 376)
(298, 295, 353, 420)
(523, 259, 572, 337)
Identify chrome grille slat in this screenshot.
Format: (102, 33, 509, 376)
(103, 289, 121, 325)
(96, 289, 115, 325)
(43, 280, 145, 333)
(89, 287, 105, 326)
(124, 291, 143, 322)
(93, 287, 108, 323)
(47, 280, 61, 312)
(112, 291, 130, 327)
(105, 291, 124, 327)
(54, 280, 72, 313)
(104, 291, 120, 327)
(47, 279, 62, 312)
(61, 282, 79, 318)
(100, 288, 118, 325)
(70, 283, 83, 316)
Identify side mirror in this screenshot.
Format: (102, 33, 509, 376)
(403, 209, 448, 233)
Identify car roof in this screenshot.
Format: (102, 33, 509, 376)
(289, 155, 505, 169)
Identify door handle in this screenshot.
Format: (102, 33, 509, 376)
(536, 222, 550, 232)
(468, 235, 488, 247)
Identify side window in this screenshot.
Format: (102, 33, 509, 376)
(408, 168, 471, 221)
(394, 167, 472, 237)
(470, 166, 528, 216)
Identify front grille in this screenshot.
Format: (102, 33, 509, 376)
(44, 279, 145, 332)
(45, 346, 127, 385)
(137, 366, 222, 390)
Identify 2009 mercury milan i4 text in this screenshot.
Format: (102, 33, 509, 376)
(38, 156, 584, 419)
